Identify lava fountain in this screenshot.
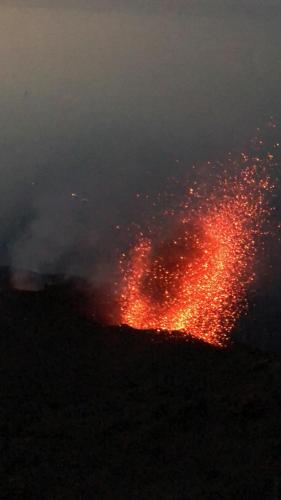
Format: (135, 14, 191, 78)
(119, 163, 273, 346)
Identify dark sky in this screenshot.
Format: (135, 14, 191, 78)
(0, 2, 280, 278)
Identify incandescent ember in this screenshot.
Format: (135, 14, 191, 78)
(119, 163, 274, 347)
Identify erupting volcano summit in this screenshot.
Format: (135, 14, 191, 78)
(118, 161, 273, 346)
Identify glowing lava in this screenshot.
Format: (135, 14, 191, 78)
(119, 165, 272, 346)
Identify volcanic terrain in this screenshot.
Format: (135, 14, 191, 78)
(1, 268, 281, 499)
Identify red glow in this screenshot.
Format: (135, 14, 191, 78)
(119, 165, 271, 346)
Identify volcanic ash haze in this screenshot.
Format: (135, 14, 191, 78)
(0, 3, 280, 280)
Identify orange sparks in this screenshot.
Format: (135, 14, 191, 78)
(119, 165, 271, 347)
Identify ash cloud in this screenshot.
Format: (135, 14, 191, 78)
(0, 3, 280, 285)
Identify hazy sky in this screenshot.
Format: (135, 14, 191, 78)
(0, 3, 280, 277)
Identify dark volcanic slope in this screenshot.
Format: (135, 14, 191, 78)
(1, 284, 281, 499)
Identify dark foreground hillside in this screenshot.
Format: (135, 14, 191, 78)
(1, 278, 281, 499)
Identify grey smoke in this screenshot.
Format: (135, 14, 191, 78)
(0, 3, 280, 280)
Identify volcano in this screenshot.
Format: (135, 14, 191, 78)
(118, 164, 273, 347)
(1, 268, 281, 499)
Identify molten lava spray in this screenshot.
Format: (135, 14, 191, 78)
(119, 163, 272, 346)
